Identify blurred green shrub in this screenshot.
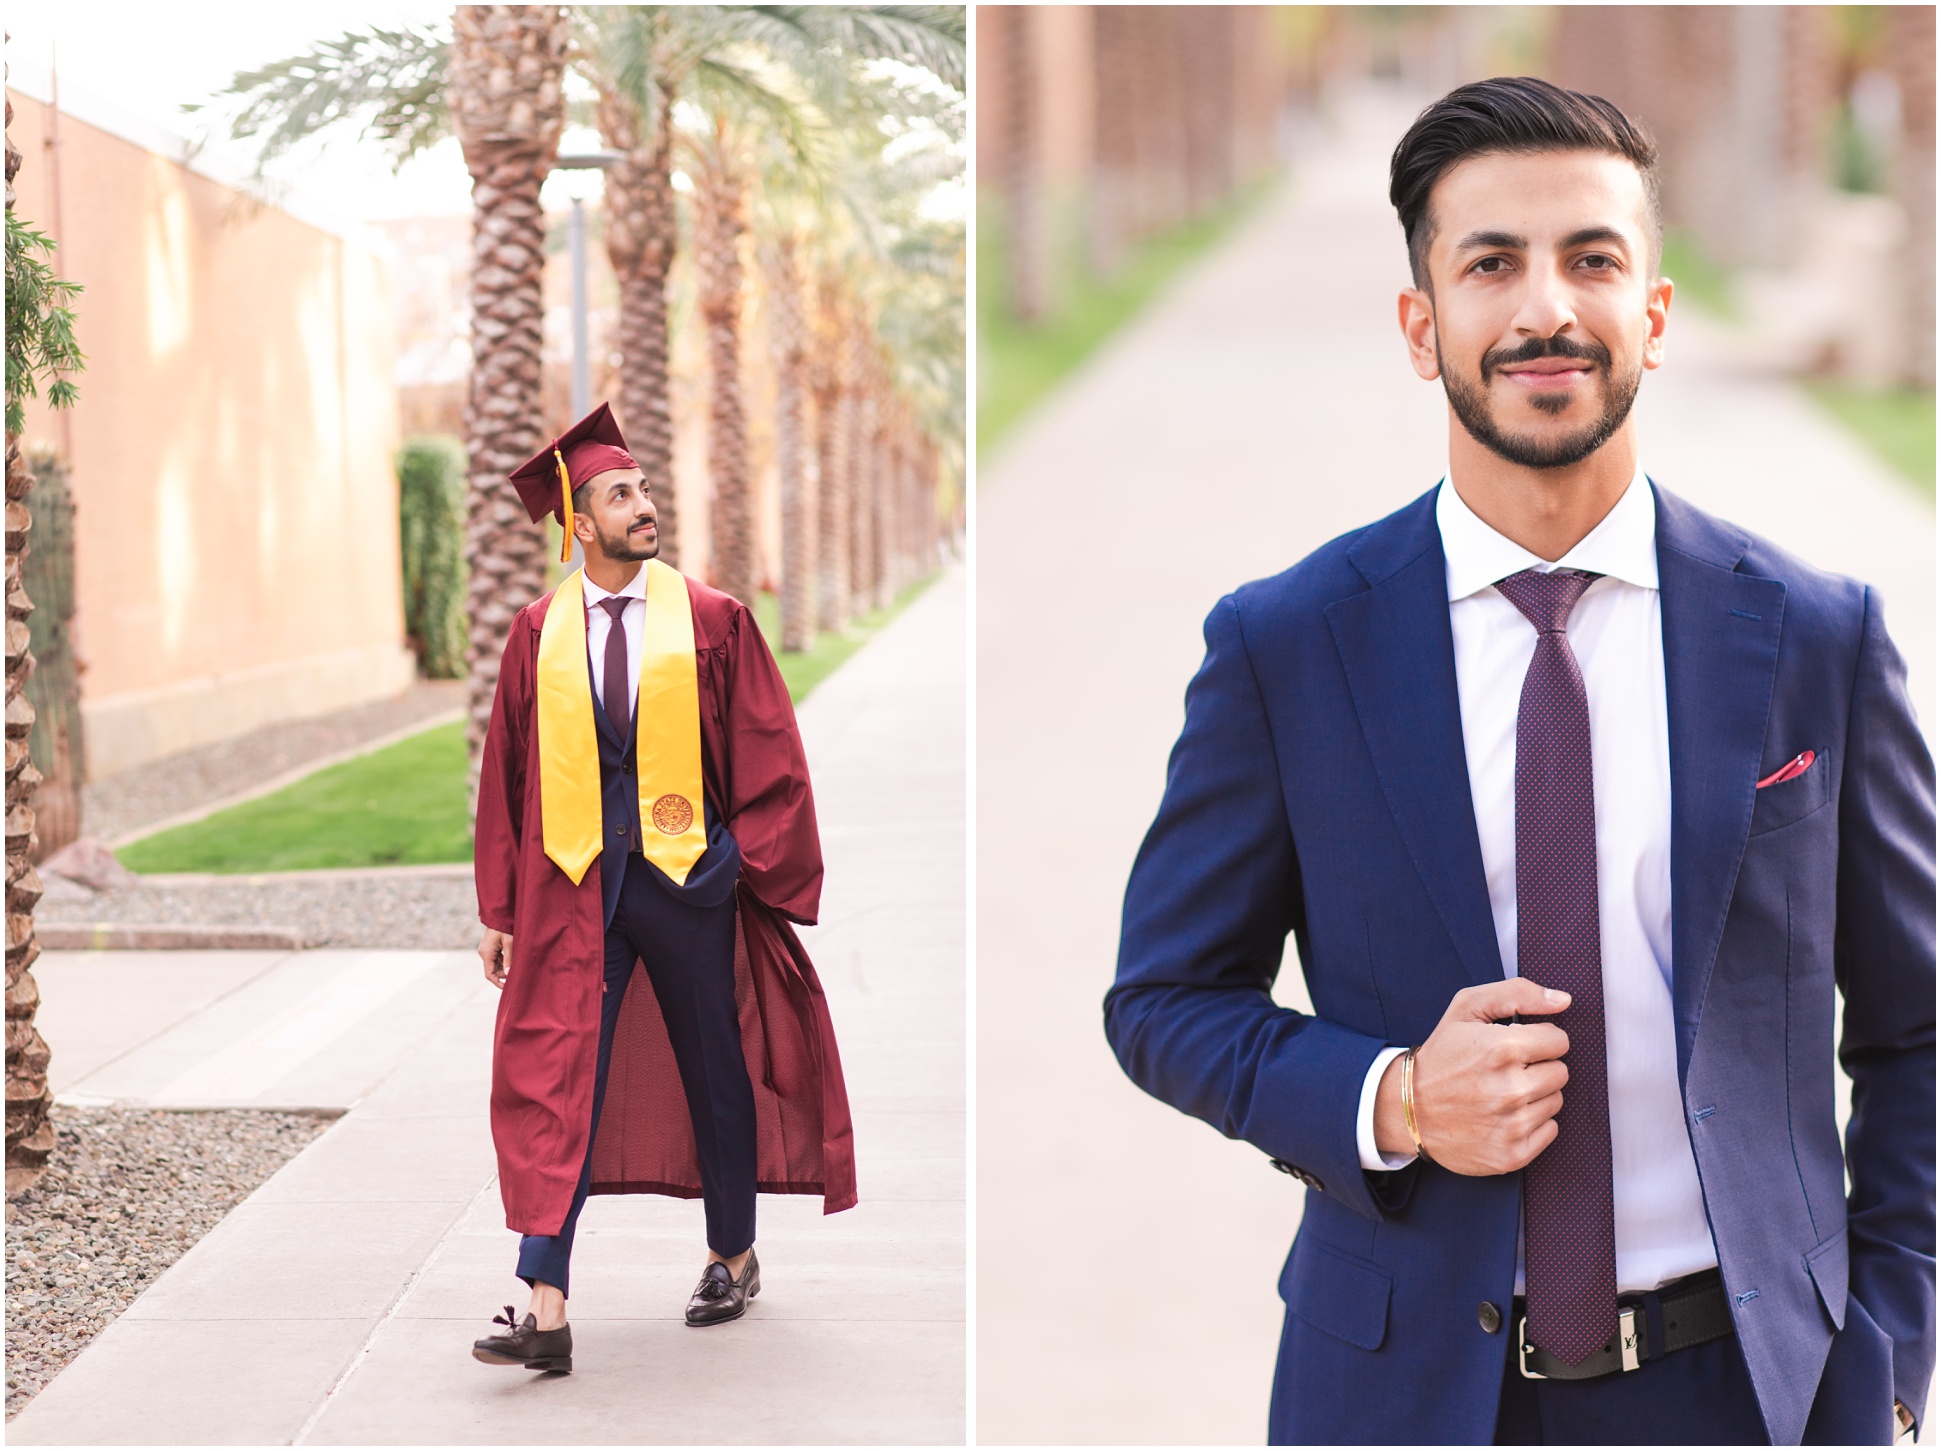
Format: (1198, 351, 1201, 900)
(397, 435, 468, 679)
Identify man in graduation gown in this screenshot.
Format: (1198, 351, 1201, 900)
(469, 402, 856, 1374)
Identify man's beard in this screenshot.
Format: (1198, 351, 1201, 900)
(1438, 331, 1641, 470)
(592, 519, 657, 562)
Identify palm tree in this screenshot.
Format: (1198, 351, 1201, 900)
(567, 5, 961, 579)
(450, 5, 569, 812)
(811, 270, 855, 633)
(4, 81, 85, 1192)
(688, 108, 759, 608)
(763, 229, 815, 650)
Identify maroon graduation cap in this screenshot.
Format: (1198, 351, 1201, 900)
(507, 402, 640, 562)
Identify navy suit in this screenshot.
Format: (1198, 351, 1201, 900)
(1107, 484, 1934, 1444)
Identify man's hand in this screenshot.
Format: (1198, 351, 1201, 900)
(1374, 977, 1572, 1175)
(479, 928, 513, 990)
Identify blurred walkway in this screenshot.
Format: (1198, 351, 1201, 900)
(11, 567, 965, 1446)
(976, 87, 1933, 1444)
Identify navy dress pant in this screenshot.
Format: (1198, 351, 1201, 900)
(1494, 1326, 1770, 1444)
(515, 848, 757, 1296)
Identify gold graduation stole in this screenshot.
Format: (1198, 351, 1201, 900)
(536, 559, 708, 886)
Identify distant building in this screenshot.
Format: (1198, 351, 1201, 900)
(8, 64, 412, 780)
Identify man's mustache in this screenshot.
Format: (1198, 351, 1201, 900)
(1481, 333, 1611, 380)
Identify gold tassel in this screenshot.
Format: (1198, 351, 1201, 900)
(555, 448, 573, 564)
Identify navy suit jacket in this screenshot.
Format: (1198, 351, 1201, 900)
(1107, 484, 1935, 1444)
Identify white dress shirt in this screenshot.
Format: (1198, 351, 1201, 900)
(1352, 470, 1719, 1294)
(582, 563, 647, 711)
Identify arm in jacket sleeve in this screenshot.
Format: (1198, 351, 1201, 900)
(1833, 587, 1936, 1428)
(1105, 593, 1397, 1221)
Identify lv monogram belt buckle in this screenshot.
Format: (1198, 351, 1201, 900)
(1517, 1307, 1644, 1380)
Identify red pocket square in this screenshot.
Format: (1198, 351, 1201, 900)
(1757, 750, 1815, 789)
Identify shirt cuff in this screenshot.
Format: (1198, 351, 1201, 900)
(1357, 1046, 1419, 1172)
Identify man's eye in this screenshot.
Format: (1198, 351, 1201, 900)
(1472, 256, 1509, 274)
(1579, 254, 1615, 270)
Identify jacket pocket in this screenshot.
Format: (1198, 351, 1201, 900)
(1804, 1227, 1848, 1331)
(1284, 1236, 1393, 1351)
(1749, 748, 1831, 837)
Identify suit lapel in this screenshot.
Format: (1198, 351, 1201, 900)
(1327, 492, 1504, 990)
(1653, 484, 1785, 1081)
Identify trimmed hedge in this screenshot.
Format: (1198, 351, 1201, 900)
(397, 435, 468, 679)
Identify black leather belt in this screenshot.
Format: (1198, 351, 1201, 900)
(1515, 1268, 1735, 1381)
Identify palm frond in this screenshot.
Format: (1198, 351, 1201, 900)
(193, 23, 452, 172)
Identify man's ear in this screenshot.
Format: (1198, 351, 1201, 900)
(1641, 274, 1672, 372)
(1398, 287, 1441, 381)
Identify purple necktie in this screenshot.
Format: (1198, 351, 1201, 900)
(598, 595, 632, 739)
(1495, 568, 1616, 1368)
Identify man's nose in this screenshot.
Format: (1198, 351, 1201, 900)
(1511, 260, 1577, 339)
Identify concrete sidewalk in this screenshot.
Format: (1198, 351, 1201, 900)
(11, 566, 965, 1445)
(977, 85, 1932, 1444)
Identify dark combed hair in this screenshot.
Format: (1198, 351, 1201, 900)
(1389, 76, 1661, 289)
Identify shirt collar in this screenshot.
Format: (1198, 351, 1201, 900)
(580, 561, 649, 605)
(1436, 467, 1657, 602)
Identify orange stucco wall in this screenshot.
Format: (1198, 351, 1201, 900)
(8, 87, 412, 778)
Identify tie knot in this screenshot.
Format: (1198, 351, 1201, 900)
(599, 596, 631, 621)
(1495, 568, 1599, 634)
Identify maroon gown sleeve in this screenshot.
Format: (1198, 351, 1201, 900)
(474, 611, 532, 935)
(718, 601, 824, 925)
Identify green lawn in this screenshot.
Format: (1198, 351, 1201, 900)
(118, 571, 941, 875)
(117, 721, 472, 875)
(979, 174, 1281, 453)
(1804, 382, 1936, 500)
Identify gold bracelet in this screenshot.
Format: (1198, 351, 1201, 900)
(1401, 1046, 1430, 1161)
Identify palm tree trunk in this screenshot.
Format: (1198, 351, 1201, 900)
(696, 134, 756, 608)
(885, 408, 908, 595)
(847, 333, 879, 619)
(452, 4, 568, 816)
(764, 234, 815, 651)
(813, 275, 852, 632)
(996, 5, 1048, 322)
(598, 86, 681, 560)
(870, 391, 892, 610)
(4, 96, 53, 1194)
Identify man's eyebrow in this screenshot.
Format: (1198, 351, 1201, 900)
(1449, 226, 1633, 255)
(1560, 225, 1629, 251)
(1450, 228, 1526, 254)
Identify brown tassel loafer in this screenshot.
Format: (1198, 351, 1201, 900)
(472, 1305, 573, 1371)
(686, 1250, 761, 1326)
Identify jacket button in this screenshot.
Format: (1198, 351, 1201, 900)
(615, 826, 626, 836)
(1478, 1301, 1502, 1335)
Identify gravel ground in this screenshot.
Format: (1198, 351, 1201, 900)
(37, 871, 482, 950)
(4, 1105, 334, 1418)
(83, 680, 467, 843)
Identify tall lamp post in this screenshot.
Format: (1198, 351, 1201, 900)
(547, 150, 623, 568)
(549, 150, 624, 418)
